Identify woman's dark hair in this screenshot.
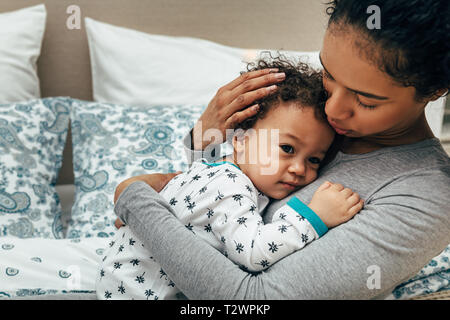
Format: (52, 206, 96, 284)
(237, 54, 328, 131)
(325, 0, 449, 99)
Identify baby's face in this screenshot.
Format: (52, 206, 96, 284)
(234, 103, 335, 199)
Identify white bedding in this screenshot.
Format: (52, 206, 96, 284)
(0, 236, 107, 299)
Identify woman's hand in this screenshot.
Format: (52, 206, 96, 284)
(114, 172, 181, 229)
(115, 218, 125, 229)
(192, 68, 286, 150)
(114, 172, 181, 204)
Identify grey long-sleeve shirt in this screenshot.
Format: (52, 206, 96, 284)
(115, 137, 450, 299)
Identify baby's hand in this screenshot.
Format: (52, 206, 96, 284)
(308, 181, 364, 228)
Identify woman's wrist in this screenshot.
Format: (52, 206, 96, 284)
(192, 122, 214, 151)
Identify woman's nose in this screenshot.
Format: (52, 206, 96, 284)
(325, 87, 354, 121)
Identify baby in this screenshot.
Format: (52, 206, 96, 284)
(96, 57, 364, 300)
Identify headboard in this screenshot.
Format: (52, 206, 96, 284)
(0, 0, 328, 184)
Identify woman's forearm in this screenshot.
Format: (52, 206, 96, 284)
(114, 172, 180, 204)
(115, 181, 371, 300)
(116, 180, 443, 300)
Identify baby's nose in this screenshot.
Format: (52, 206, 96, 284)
(289, 162, 306, 176)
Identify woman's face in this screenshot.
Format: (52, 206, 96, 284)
(320, 26, 431, 143)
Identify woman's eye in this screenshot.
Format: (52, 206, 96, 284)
(355, 95, 377, 110)
(280, 145, 294, 154)
(357, 100, 376, 109)
(308, 157, 321, 165)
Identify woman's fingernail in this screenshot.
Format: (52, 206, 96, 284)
(269, 68, 279, 73)
(267, 85, 278, 93)
(275, 72, 285, 80)
(253, 104, 259, 111)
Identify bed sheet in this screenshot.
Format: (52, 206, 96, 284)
(1, 235, 449, 299)
(0, 236, 108, 299)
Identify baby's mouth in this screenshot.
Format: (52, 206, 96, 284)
(279, 182, 301, 190)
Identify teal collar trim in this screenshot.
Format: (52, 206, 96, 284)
(205, 161, 241, 171)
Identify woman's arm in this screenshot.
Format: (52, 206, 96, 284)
(114, 172, 180, 203)
(116, 170, 450, 299)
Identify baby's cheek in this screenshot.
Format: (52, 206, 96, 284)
(306, 170, 318, 185)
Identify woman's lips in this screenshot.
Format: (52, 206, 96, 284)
(328, 119, 351, 135)
(332, 126, 350, 135)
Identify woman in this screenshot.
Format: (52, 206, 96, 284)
(114, 0, 450, 299)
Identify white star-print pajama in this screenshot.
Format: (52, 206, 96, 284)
(96, 160, 325, 300)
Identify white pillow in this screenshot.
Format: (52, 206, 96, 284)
(0, 4, 46, 103)
(85, 17, 319, 106)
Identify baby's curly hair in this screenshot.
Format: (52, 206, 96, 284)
(235, 54, 343, 168)
(236, 54, 328, 131)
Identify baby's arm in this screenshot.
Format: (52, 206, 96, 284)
(212, 177, 361, 272)
(212, 193, 314, 272)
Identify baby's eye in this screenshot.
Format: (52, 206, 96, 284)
(308, 157, 321, 165)
(280, 145, 294, 154)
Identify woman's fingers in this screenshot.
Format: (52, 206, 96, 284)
(225, 72, 285, 114)
(224, 104, 260, 129)
(114, 218, 125, 229)
(226, 84, 279, 118)
(192, 68, 285, 150)
(223, 68, 279, 91)
(230, 71, 285, 98)
(218, 69, 285, 118)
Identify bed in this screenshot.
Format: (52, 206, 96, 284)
(0, 0, 448, 300)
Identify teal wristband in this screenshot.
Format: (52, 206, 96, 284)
(287, 197, 328, 237)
